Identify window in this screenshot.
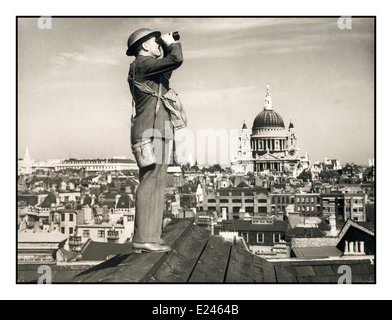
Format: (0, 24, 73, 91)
(98, 230, 105, 238)
(127, 215, 134, 222)
(208, 199, 216, 203)
(241, 232, 248, 242)
(273, 233, 281, 243)
(258, 199, 267, 203)
(245, 199, 254, 203)
(257, 233, 264, 243)
(245, 207, 254, 214)
(61, 213, 65, 222)
(220, 199, 229, 203)
(69, 214, 74, 222)
(60, 227, 65, 234)
(83, 230, 90, 238)
(69, 227, 74, 235)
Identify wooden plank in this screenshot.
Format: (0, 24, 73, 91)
(72, 219, 194, 283)
(188, 236, 232, 283)
(149, 224, 211, 283)
(225, 245, 254, 283)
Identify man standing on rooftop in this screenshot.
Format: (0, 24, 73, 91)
(126, 28, 183, 253)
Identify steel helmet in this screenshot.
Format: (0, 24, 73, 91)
(126, 28, 161, 56)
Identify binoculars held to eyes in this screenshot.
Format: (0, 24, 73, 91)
(156, 31, 180, 45)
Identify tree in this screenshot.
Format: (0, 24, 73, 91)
(319, 169, 341, 182)
(319, 170, 331, 182)
(297, 170, 312, 182)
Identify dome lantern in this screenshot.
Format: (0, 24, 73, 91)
(264, 85, 273, 110)
(252, 85, 285, 130)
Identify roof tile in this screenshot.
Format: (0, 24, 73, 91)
(350, 263, 372, 275)
(313, 265, 335, 276)
(295, 266, 317, 277)
(311, 276, 331, 283)
(297, 276, 312, 283)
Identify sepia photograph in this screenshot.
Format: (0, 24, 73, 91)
(15, 14, 378, 300)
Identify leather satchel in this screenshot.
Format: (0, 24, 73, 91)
(130, 73, 162, 168)
(160, 88, 187, 130)
(131, 78, 187, 131)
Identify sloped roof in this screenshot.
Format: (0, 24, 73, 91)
(286, 227, 325, 238)
(59, 247, 78, 261)
(338, 219, 375, 240)
(217, 219, 288, 232)
(18, 195, 38, 206)
(71, 219, 374, 284)
(40, 193, 57, 208)
(18, 230, 68, 243)
(236, 181, 250, 188)
(116, 194, 131, 209)
(80, 241, 131, 261)
(292, 246, 342, 259)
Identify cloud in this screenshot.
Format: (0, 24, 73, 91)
(56, 50, 120, 66)
(184, 37, 322, 60)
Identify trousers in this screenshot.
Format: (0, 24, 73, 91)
(132, 138, 173, 243)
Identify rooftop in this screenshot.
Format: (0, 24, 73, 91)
(71, 219, 374, 284)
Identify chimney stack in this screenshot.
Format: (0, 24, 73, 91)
(329, 213, 337, 236)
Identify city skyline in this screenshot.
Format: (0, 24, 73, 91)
(18, 17, 375, 166)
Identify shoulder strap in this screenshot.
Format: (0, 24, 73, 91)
(131, 62, 162, 135)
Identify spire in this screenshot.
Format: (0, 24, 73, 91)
(24, 146, 30, 159)
(264, 85, 273, 110)
(242, 120, 247, 129)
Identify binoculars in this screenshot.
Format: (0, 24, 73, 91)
(156, 31, 180, 45)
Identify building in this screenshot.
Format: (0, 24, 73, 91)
(50, 209, 78, 238)
(320, 192, 366, 223)
(215, 216, 290, 258)
(293, 193, 321, 215)
(201, 184, 271, 218)
(18, 226, 68, 264)
(55, 157, 138, 172)
(75, 195, 135, 244)
(231, 122, 253, 174)
(289, 218, 375, 259)
(232, 86, 309, 176)
(18, 146, 34, 175)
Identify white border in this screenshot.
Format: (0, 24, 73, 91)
(4, 0, 391, 300)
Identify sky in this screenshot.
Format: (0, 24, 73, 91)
(17, 17, 375, 166)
